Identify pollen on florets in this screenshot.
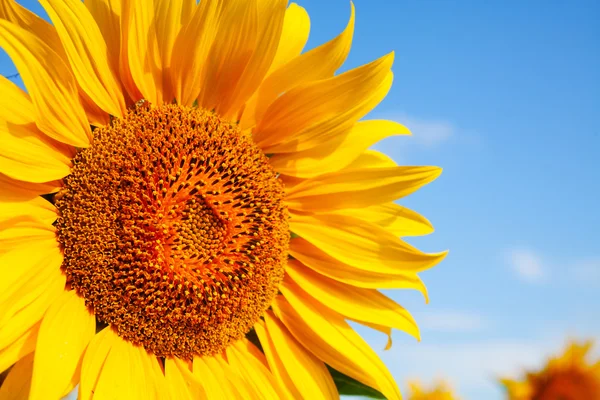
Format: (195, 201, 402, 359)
(55, 103, 289, 359)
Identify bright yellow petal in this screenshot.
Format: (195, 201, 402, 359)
(192, 355, 237, 399)
(0, 196, 56, 227)
(243, 3, 354, 129)
(336, 202, 434, 237)
(353, 321, 394, 351)
(286, 260, 420, 340)
(253, 51, 392, 153)
(268, 3, 310, 72)
(269, 120, 409, 178)
(29, 290, 95, 400)
(273, 289, 402, 400)
(199, 0, 287, 120)
(0, 174, 60, 202)
(290, 212, 447, 273)
(0, 0, 68, 61)
(285, 165, 441, 211)
(170, 0, 221, 106)
(289, 237, 429, 299)
(0, 264, 65, 349)
(0, 322, 38, 374)
(256, 311, 338, 400)
(0, 353, 33, 400)
(85, 329, 155, 400)
(227, 339, 292, 400)
(345, 149, 397, 169)
(0, 74, 34, 125)
(40, 0, 125, 117)
(154, 0, 184, 103)
(0, 20, 91, 148)
(164, 358, 195, 400)
(0, 220, 55, 255)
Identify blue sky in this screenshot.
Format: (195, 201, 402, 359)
(3, 1, 599, 399)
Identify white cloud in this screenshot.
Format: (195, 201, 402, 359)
(395, 115, 455, 147)
(418, 311, 487, 333)
(507, 248, 545, 283)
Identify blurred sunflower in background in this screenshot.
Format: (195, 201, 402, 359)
(0, 0, 446, 398)
(406, 380, 459, 400)
(501, 340, 600, 400)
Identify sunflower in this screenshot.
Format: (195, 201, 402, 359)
(501, 340, 600, 400)
(0, 0, 446, 398)
(406, 380, 459, 400)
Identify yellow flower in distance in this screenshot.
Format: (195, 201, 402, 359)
(407, 380, 460, 400)
(501, 340, 600, 400)
(0, 0, 446, 398)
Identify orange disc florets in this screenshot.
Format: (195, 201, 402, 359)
(55, 103, 289, 358)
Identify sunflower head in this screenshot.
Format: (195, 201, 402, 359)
(0, 0, 445, 398)
(500, 340, 600, 400)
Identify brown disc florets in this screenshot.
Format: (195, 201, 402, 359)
(55, 103, 289, 358)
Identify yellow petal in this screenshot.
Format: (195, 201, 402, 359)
(0, 353, 33, 400)
(0, 122, 72, 183)
(273, 287, 402, 400)
(120, 0, 162, 104)
(0, 74, 34, 124)
(0, 220, 55, 255)
(345, 149, 397, 169)
(86, 329, 155, 400)
(268, 3, 310, 72)
(352, 321, 394, 351)
(192, 355, 237, 399)
(170, 0, 222, 106)
(0, 322, 38, 374)
(164, 358, 194, 400)
(199, 0, 287, 120)
(256, 311, 338, 400)
(0, 0, 68, 61)
(79, 328, 112, 400)
(290, 212, 447, 273)
(289, 237, 429, 299)
(0, 20, 91, 147)
(40, 0, 125, 117)
(0, 264, 65, 349)
(30, 290, 95, 400)
(154, 0, 184, 103)
(285, 165, 441, 211)
(269, 120, 409, 178)
(336, 202, 434, 237)
(0, 196, 56, 227)
(243, 3, 354, 129)
(253, 52, 392, 153)
(0, 174, 60, 202)
(226, 340, 292, 400)
(286, 260, 420, 340)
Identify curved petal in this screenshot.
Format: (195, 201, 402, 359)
(255, 311, 338, 400)
(269, 120, 409, 178)
(0, 20, 91, 148)
(170, 0, 222, 106)
(85, 0, 122, 82)
(30, 290, 95, 400)
(0, 353, 33, 400)
(285, 165, 441, 211)
(286, 260, 420, 340)
(0, 220, 55, 255)
(81, 327, 157, 400)
(191, 355, 237, 399)
(154, 0, 184, 103)
(289, 237, 429, 299)
(0, 322, 39, 375)
(0, 174, 60, 202)
(268, 3, 310, 72)
(0, 196, 56, 227)
(344, 149, 397, 169)
(290, 212, 447, 273)
(40, 0, 125, 117)
(336, 203, 434, 237)
(199, 0, 287, 120)
(243, 3, 354, 130)
(226, 340, 292, 400)
(273, 289, 402, 400)
(253, 51, 392, 153)
(164, 358, 194, 400)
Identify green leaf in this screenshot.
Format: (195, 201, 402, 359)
(327, 365, 386, 399)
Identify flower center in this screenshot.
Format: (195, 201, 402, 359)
(55, 103, 289, 358)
